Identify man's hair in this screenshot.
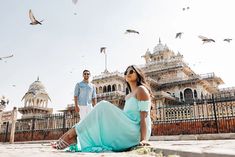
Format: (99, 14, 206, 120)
(83, 69, 90, 74)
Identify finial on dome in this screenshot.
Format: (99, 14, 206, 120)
(159, 38, 161, 44)
(37, 76, 39, 81)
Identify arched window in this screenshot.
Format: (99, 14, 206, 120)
(99, 86, 102, 94)
(194, 90, 198, 99)
(112, 84, 116, 91)
(107, 85, 111, 92)
(180, 92, 183, 101)
(103, 86, 107, 93)
(184, 88, 193, 103)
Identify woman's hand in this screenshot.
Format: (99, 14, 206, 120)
(139, 140, 150, 146)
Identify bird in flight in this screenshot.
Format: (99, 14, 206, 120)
(29, 9, 43, 25)
(125, 29, 139, 34)
(0, 54, 13, 60)
(198, 35, 215, 44)
(0, 96, 9, 107)
(176, 32, 183, 39)
(224, 38, 232, 43)
(182, 7, 190, 11)
(100, 47, 106, 53)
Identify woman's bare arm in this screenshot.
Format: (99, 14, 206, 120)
(136, 86, 151, 145)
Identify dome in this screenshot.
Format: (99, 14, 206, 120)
(153, 38, 169, 54)
(28, 80, 46, 94)
(22, 77, 51, 101)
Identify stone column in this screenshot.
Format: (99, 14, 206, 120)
(10, 107, 17, 144)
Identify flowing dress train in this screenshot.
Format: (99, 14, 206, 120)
(73, 97, 151, 152)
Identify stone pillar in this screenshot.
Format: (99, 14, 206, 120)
(10, 107, 17, 144)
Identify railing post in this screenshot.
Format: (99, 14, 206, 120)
(212, 94, 219, 133)
(10, 107, 17, 144)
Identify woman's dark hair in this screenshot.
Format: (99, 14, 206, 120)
(125, 65, 152, 96)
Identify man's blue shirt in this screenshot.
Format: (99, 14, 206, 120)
(74, 81, 96, 106)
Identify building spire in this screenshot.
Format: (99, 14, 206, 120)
(37, 76, 39, 81)
(159, 38, 161, 44)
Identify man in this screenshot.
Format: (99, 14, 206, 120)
(74, 70, 97, 121)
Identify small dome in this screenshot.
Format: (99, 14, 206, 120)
(22, 78, 51, 101)
(153, 38, 168, 54)
(28, 80, 46, 94)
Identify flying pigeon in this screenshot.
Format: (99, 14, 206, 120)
(29, 9, 43, 25)
(100, 47, 106, 53)
(0, 96, 9, 106)
(224, 38, 232, 43)
(176, 32, 183, 39)
(125, 29, 139, 34)
(182, 7, 190, 11)
(0, 54, 13, 60)
(198, 35, 215, 44)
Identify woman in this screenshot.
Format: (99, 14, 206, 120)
(51, 65, 152, 152)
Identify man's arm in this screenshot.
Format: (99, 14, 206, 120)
(74, 96, 80, 112)
(92, 85, 97, 107)
(74, 83, 80, 113)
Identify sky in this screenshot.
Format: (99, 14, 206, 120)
(1, 0, 235, 113)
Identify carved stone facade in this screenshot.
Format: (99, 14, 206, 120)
(92, 71, 127, 108)
(92, 39, 227, 121)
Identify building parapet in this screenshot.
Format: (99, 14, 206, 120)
(199, 72, 215, 79)
(158, 76, 200, 84)
(219, 87, 235, 92)
(93, 71, 124, 80)
(97, 91, 125, 98)
(140, 62, 188, 73)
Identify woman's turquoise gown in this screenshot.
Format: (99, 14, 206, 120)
(72, 96, 151, 152)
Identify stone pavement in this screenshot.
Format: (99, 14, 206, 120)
(1, 133, 235, 157)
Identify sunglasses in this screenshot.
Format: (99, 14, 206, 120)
(83, 73, 90, 76)
(124, 69, 135, 75)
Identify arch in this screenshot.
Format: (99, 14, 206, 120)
(103, 86, 107, 93)
(99, 86, 102, 94)
(112, 84, 116, 91)
(107, 85, 111, 92)
(184, 88, 193, 102)
(194, 90, 198, 99)
(180, 92, 183, 101)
